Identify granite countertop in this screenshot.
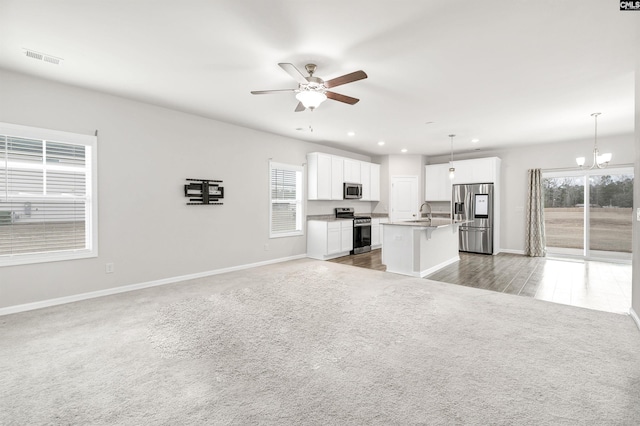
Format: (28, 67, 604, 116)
(307, 213, 389, 221)
(384, 218, 467, 228)
(306, 215, 353, 222)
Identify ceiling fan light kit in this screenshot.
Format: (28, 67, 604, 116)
(251, 62, 367, 112)
(575, 112, 612, 169)
(295, 90, 327, 110)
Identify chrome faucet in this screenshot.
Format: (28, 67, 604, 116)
(418, 202, 432, 221)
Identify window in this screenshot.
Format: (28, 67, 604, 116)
(0, 122, 97, 266)
(269, 161, 303, 238)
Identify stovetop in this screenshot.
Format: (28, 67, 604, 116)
(335, 207, 371, 221)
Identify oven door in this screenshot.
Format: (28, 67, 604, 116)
(352, 224, 372, 254)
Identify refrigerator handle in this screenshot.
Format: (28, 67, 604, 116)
(466, 191, 473, 219)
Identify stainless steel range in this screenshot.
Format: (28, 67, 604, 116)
(335, 207, 372, 255)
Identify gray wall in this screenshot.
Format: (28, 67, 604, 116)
(0, 70, 370, 308)
(633, 24, 640, 320)
(371, 154, 426, 217)
(429, 135, 634, 253)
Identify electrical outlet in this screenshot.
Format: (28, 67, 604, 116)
(105, 263, 115, 274)
(264, 243, 269, 251)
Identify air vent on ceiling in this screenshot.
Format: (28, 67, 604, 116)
(23, 49, 63, 65)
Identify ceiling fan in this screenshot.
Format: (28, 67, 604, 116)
(251, 63, 367, 112)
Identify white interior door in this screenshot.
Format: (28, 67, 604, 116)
(390, 176, 419, 222)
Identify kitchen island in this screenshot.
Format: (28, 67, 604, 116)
(381, 218, 464, 277)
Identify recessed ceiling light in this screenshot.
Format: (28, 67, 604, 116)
(401, 148, 408, 153)
(378, 141, 385, 146)
(471, 138, 480, 143)
(347, 131, 355, 137)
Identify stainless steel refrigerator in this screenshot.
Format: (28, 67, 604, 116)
(452, 183, 494, 254)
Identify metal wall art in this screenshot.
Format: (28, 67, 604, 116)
(184, 178, 224, 205)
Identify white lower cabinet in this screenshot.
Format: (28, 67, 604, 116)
(371, 217, 389, 248)
(341, 221, 353, 252)
(307, 220, 354, 260)
(327, 223, 341, 254)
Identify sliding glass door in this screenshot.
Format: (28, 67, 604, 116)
(543, 175, 585, 254)
(543, 167, 633, 260)
(588, 173, 633, 257)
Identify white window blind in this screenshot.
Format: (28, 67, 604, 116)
(269, 161, 303, 238)
(0, 123, 97, 266)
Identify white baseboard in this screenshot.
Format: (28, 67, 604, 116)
(630, 308, 640, 332)
(419, 256, 460, 278)
(306, 251, 351, 261)
(386, 256, 459, 278)
(0, 254, 307, 316)
(498, 248, 526, 255)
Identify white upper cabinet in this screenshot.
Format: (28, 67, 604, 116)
(310, 152, 332, 200)
(343, 159, 361, 184)
(370, 163, 380, 201)
(451, 157, 500, 185)
(360, 162, 371, 200)
(425, 163, 452, 201)
(331, 156, 344, 200)
(426, 157, 501, 201)
(308, 152, 380, 201)
(307, 152, 332, 200)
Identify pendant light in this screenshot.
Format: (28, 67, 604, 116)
(576, 112, 612, 169)
(448, 134, 456, 180)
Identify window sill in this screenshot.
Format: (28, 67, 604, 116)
(0, 249, 98, 268)
(270, 231, 304, 239)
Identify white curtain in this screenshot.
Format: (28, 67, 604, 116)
(525, 169, 546, 257)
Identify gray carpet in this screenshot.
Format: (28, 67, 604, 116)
(1, 259, 640, 425)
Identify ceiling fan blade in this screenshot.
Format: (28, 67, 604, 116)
(326, 91, 360, 105)
(251, 89, 296, 95)
(278, 63, 309, 85)
(324, 70, 367, 89)
(294, 102, 306, 112)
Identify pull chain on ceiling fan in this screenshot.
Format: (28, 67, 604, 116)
(251, 63, 367, 112)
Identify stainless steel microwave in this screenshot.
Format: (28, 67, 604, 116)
(343, 182, 362, 199)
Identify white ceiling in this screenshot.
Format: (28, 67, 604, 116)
(0, 0, 636, 157)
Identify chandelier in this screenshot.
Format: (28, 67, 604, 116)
(576, 112, 612, 169)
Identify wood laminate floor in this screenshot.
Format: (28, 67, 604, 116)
(328, 249, 631, 314)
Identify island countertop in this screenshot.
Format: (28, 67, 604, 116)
(383, 218, 468, 228)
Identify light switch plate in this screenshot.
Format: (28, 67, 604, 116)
(637, 208, 640, 222)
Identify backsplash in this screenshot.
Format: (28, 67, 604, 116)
(305, 200, 378, 216)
